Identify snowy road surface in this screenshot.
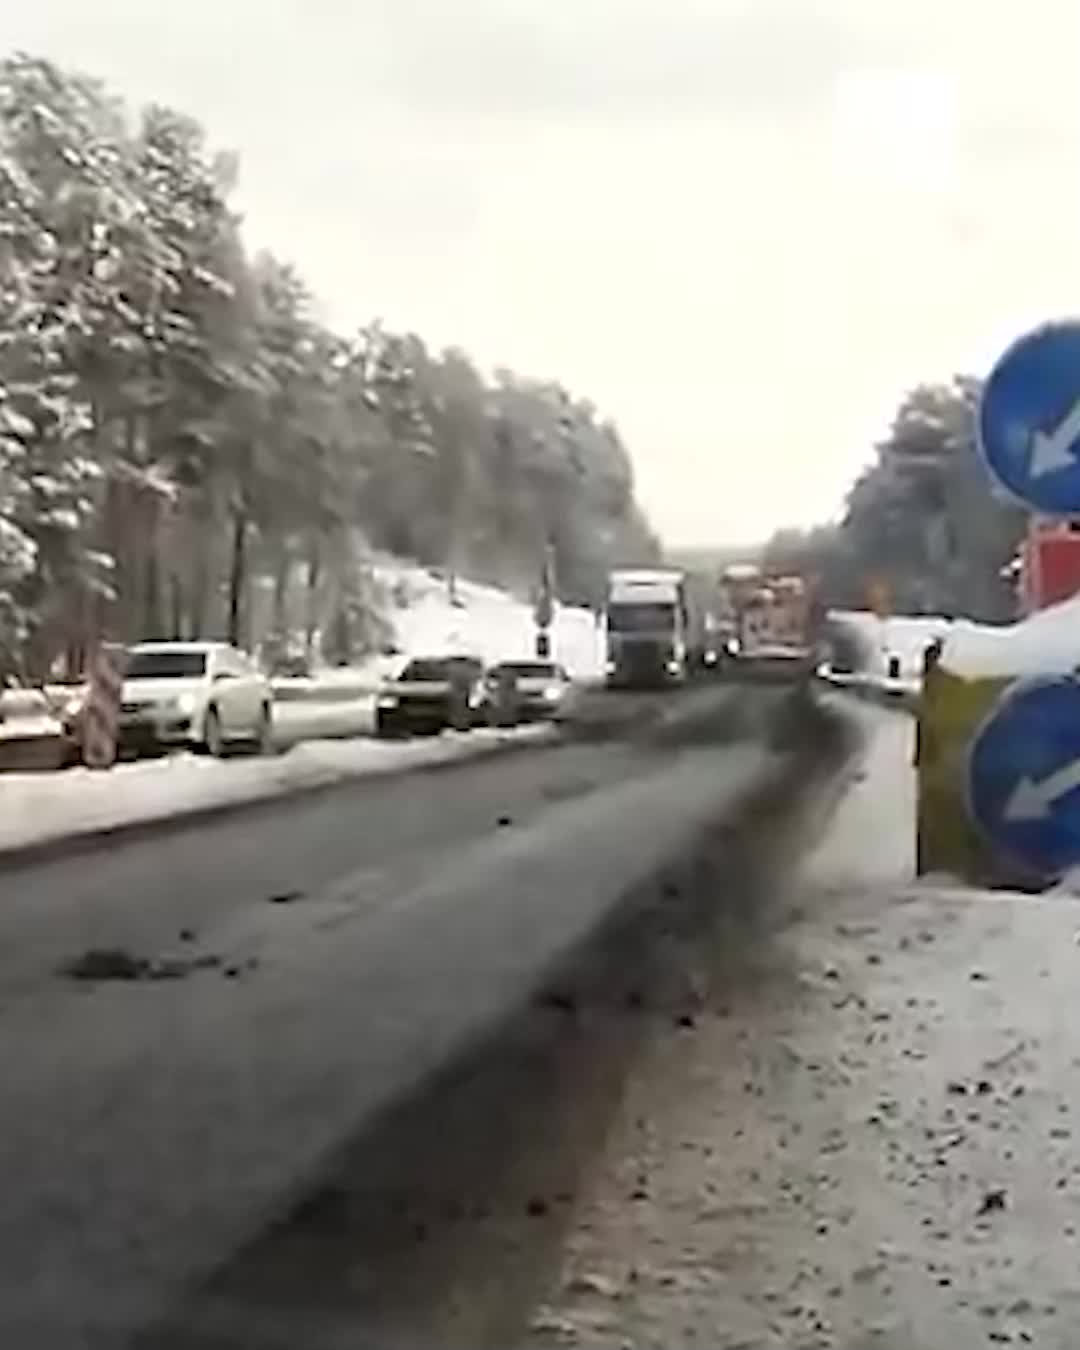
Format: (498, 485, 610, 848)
(0, 682, 792, 1349)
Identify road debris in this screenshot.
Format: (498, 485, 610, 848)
(564, 1272, 621, 1299)
(60, 947, 221, 983)
(535, 989, 578, 1014)
(977, 1188, 1008, 1216)
(61, 948, 148, 981)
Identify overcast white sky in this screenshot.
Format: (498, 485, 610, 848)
(4, 1, 1079, 545)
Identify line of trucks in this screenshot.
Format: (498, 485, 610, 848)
(603, 563, 821, 688)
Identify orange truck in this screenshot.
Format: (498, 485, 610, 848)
(720, 567, 819, 676)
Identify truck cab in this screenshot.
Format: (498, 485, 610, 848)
(604, 569, 689, 688)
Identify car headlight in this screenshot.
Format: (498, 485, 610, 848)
(543, 684, 562, 702)
(666, 659, 681, 674)
(173, 692, 197, 715)
(376, 694, 399, 709)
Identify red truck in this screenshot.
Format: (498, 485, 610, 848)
(719, 567, 819, 676)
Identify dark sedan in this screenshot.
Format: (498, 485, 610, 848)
(374, 656, 486, 737)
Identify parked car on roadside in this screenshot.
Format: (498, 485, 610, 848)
(483, 660, 572, 725)
(63, 641, 273, 760)
(374, 655, 486, 737)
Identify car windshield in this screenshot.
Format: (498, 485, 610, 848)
(607, 603, 676, 633)
(125, 650, 207, 679)
(400, 659, 452, 682)
(493, 662, 558, 679)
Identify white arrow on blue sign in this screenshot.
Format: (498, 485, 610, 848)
(967, 675, 1080, 877)
(978, 320, 1080, 514)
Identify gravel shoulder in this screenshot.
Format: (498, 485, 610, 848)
(527, 708, 1080, 1350)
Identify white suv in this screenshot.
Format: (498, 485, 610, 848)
(83, 642, 273, 758)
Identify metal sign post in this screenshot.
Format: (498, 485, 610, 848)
(534, 542, 555, 658)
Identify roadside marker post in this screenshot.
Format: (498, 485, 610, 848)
(82, 645, 124, 770)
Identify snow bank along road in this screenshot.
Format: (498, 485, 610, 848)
(0, 679, 836, 1349)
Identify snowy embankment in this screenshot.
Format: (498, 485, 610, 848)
(827, 592, 1080, 700)
(372, 560, 604, 678)
(268, 567, 604, 699)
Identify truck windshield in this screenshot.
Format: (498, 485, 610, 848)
(606, 603, 677, 633)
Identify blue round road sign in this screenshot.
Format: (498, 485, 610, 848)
(967, 675, 1080, 877)
(978, 320, 1080, 515)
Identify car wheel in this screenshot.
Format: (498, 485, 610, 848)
(59, 734, 83, 769)
(253, 704, 273, 755)
(202, 707, 225, 758)
(376, 712, 401, 739)
(448, 690, 472, 733)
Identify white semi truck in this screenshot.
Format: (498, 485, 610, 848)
(604, 568, 717, 687)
